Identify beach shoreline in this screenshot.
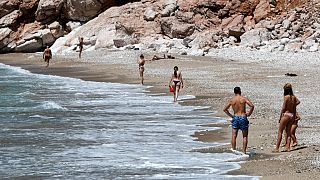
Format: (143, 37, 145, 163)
(1, 48, 320, 179)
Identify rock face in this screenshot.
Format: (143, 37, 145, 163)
(0, 28, 13, 49)
(35, 0, 64, 23)
(161, 17, 195, 38)
(0, 0, 317, 54)
(0, 0, 141, 53)
(63, 0, 102, 22)
(0, 0, 20, 18)
(253, 0, 270, 22)
(0, 10, 21, 28)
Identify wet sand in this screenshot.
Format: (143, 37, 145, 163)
(1, 49, 320, 179)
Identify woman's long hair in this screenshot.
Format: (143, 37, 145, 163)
(174, 66, 178, 78)
(283, 83, 294, 96)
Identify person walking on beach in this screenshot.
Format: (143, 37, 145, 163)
(169, 66, 184, 102)
(43, 46, 52, 68)
(78, 37, 84, 58)
(273, 83, 300, 153)
(223, 87, 254, 154)
(283, 112, 301, 147)
(137, 54, 145, 85)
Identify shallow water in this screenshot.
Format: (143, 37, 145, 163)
(0, 63, 257, 179)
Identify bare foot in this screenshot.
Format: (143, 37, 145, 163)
(292, 143, 298, 147)
(272, 149, 280, 153)
(283, 148, 291, 152)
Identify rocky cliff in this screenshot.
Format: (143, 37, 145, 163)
(0, 0, 140, 53)
(1, 0, 319, 54)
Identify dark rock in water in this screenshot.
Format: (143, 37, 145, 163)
(285, 73, 297, 76)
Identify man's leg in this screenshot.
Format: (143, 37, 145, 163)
(242, 130, 248, 154)
(231, 128, 238, 150)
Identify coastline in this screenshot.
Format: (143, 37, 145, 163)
(1, 48, 320, 179)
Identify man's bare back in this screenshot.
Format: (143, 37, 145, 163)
(43, 48, 52, 58)
(224, 95, 254, 118)
(229, 95, 252, 116)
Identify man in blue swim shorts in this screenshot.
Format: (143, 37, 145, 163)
(223, 87, 254, 154)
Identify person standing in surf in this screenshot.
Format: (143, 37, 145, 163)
(137, 54, 145, 85)
(43, 46, 52, 68)
(223, 87, 254, 154)
(169, 66, 183, 102)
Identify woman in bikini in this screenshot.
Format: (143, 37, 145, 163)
(273, 83, 300, 152)
(137, 54, 145, 85)
(169, 66, 184, 102)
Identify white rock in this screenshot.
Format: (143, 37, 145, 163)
(41, 29, 56, 46)
(16, 39, 43, 52)
(309, 44, 318, 52)
(278, 44, 285, 51)
(95, 25, 116, 49)
(66, 21, 82, 31)
(280, 38, 290, 45)
(282, 19, 291, 29)
(144, 7, 157, 21)
(240, 28, 270, 47)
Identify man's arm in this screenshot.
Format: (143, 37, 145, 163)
(223, 100, 233, 118)
(245, 98, 254, 117)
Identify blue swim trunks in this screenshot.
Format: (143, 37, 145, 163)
(231, 116, 249, 131)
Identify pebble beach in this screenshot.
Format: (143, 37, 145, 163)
(1, 46, 320, 179)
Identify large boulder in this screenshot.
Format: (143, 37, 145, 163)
(15, 39, 43, 52)
(220, 14, 244, 32)
(35, 0, 64, 23)
(66, 21, 82, 31)
(144, 7, 157, 21)
(253, 0, 270, 22)
(95, 25, 116, 49)
(161, 17, 195, 38)
(240, 28, 270, 47)
(0, 0, 20, 18)
(0, 28, 13, 50)
(41, 29, 56, 46)
(0, 10, 21, 28)
(63, 0, 103, 22)
(48, 21, 65, 38)
(161, 0, 177, 17)
(19, 0, 39, 15)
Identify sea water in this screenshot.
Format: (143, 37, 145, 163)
(0, 63, 257, 179)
